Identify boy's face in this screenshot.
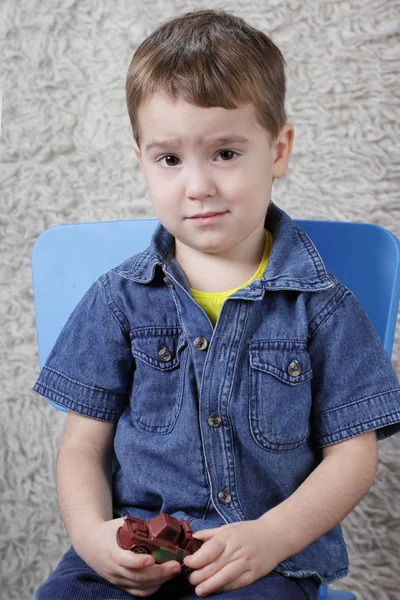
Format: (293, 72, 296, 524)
(133, 92, 293, 259)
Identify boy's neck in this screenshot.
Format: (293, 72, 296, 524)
(173, 227, 266, 293)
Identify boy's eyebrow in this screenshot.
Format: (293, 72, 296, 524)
(145, 135, 250, 153)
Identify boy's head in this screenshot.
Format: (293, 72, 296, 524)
(126, 9, 287, 148)
(125, 10, 293, 262)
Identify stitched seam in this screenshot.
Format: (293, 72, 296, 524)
(314, 387, 400, 416)
(308, 284, 349, 340)
(224, 302, 249, 521)
(132, 352, 180, 371)
(33, 384, 121, 420)
(131, 326, 182, 334)
(295, 225, 328, 281)
(40, 366, 127, 397)
(100, 274, 130, 334)
(317, 414, 400, 447)
(319, 412, 400, 437)
(250, 338, 308, 347)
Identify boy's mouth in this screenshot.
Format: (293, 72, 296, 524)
(188, 211, 228, 224)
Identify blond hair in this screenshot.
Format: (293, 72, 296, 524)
(126, 9, 287, 146)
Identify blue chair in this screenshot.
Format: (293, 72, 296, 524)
(31, 217, 400, 600)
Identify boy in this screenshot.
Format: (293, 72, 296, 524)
(34, 9, 400, 600)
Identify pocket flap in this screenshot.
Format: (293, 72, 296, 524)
(249, 340, 312, 385)
(131, 327, 186, 371)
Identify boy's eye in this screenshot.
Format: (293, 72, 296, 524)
(159, 155, 180, 167)
(218, 150, 235, 161)
(157, 151, 237, 166)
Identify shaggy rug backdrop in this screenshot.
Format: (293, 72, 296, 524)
(1, 0, 399, 599)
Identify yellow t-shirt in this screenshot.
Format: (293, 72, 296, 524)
(191, 230, 272, 326)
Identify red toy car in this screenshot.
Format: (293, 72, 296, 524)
(116, 513, 203, 570)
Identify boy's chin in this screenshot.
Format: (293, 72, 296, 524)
(175, 239, 234, 257)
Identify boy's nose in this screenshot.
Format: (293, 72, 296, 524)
(185, 167, 217, 201)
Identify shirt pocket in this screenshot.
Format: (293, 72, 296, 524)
(130, 327, 187, 434)
(248, 340, 313, 451)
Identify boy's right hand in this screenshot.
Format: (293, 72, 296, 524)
(76, 518, 182, 597)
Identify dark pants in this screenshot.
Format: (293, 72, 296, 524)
(35, 546, 320, 599)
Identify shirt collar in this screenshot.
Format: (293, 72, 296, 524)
(117, 203, 334, 293)
(260, 203, 334, 291)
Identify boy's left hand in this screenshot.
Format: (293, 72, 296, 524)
(183, 519, 282, 597)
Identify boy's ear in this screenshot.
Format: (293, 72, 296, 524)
(132, 141, 142, 166)
(272, 124, 294, 179)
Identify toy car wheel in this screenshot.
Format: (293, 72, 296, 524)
(132, 545, 150, 554)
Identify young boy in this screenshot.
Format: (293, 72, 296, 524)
(33, 9, 400, 600)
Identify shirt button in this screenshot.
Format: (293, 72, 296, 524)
(194, 336, 208, 351)
(163, 276, 174, 288)
(217, 490, 232, 505)
(207, 414, 223, 427)
(158, 347, 172, 362)
(288, 361, 302, 377)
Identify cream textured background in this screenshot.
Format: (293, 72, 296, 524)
(1, 1, 399, 599)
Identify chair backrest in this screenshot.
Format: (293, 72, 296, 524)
(31, 218, 400, 411)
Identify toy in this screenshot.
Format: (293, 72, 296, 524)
(116, 513, 203, 573)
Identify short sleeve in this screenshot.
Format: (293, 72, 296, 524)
(309, 287, 400, 446)
(33, 275, 134, 421)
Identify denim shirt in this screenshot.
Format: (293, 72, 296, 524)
(34, 203, 400, 584)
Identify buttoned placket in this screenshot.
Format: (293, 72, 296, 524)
(162, 262, 265, 523)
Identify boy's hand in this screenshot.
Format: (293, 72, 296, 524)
(183, 519, 282, 597)
(77, 518, 182, 597)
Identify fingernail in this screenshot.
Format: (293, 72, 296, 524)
(172, 564, 181, 573)
(144, 558, 153, 566)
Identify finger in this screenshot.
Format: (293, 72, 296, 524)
(112, 564, 180, 593)
(152, 561, 182, 579)
(194, 560, 249, 597)
(114, 573, 164, 592)
(161, 560, 182, 574)
(130, 561, 182, 583)
(114, 566, 162, 585)
(192, 527, 220, 541)
(218, 571, 255, 593)
(112, 548, 155, 570)
(188, 544, 230, 587)
(111, 559, 180, 587)
(184, 536, 225, 569)
(189, 557, 221, 587)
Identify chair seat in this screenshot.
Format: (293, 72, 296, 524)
(327, 592, 356, 600)
(318, 583, 357, 599)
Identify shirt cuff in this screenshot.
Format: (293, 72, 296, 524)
(33, 365, 127, 421)
(313, 387, 400, 446)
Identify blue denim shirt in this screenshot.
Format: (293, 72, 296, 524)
(34, 203, 400, 584)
